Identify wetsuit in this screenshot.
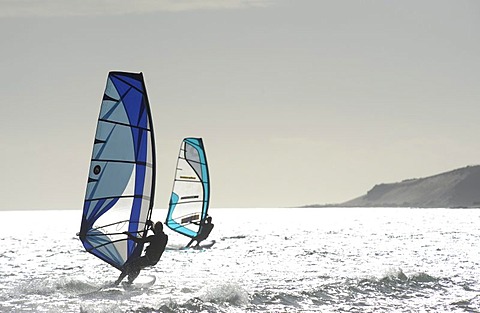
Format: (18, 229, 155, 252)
(186, 221, 214, 247)
(115, 231, 168, 284)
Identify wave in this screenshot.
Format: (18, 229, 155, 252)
(364, 268, 440, 287)
(199, 283, 249, 306)
(11, 277, 100, 297)
(451, 294, 480, 312)
(8, 272, 478, 313)
(77, 271, 479, 313)
(133, 283, 249, 313)
(296, 269, 461, 312)
(251, 290, 304, 308)
(239, 269, 459, 312)
(157, 298, 224, 313)
(113, 300, 226, 313)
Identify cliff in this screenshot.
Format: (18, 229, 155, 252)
(338, 165, 480, 208)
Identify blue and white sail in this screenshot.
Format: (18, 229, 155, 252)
(79, 71, 156, 270)
(166, 138, 210, 239)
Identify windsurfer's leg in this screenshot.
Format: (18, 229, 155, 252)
(126, 256, 150, 283)
(185, 238, 195, 248)
(194, 235, 207, 247)
(115, 260, 136, 285)
(127, 268, 141, 284)
(114, 270, 128, 285)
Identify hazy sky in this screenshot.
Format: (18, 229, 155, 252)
(1, 0, 479, 210)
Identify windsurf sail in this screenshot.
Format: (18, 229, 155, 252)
(78, 71, 156, 270)
(166, 138, 210, 238)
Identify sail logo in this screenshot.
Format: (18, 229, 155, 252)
(180, 176, 196, 180)
(181, 213, 200, 224)
(181, 195, 199, 200)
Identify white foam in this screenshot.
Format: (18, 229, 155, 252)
(200, 282, 249, 306)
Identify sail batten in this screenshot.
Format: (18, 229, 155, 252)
(98, 118, 152, 131)
(79, 71, 156, 270)
(166, 138, 210, 239)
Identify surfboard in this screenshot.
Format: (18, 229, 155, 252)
(122, 275, 156, 290)
(192, 240, 216, 250)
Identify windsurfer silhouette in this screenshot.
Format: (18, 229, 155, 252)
(185, 216, 214, 248)
(114, 221, 168, 285)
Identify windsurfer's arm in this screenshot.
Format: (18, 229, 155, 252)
(146, 220, 154, 229)
(123, 231, 146, 243)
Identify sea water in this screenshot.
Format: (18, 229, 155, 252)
(0, 207, 479, 313)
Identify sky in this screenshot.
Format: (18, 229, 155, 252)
(1, 0, 479, 210)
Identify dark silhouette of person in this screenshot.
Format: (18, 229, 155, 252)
(185, 216, 214, 248)
(114, 221, 168, 285)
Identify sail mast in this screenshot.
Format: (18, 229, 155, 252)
(139, 72, 156, 225)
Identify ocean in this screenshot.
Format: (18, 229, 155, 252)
(0, 207, 479, 313)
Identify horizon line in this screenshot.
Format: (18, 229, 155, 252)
(0, 0, 272, 18)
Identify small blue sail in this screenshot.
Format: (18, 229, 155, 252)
(79, 72, 156, 270)
(166, 138, 210, 238)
